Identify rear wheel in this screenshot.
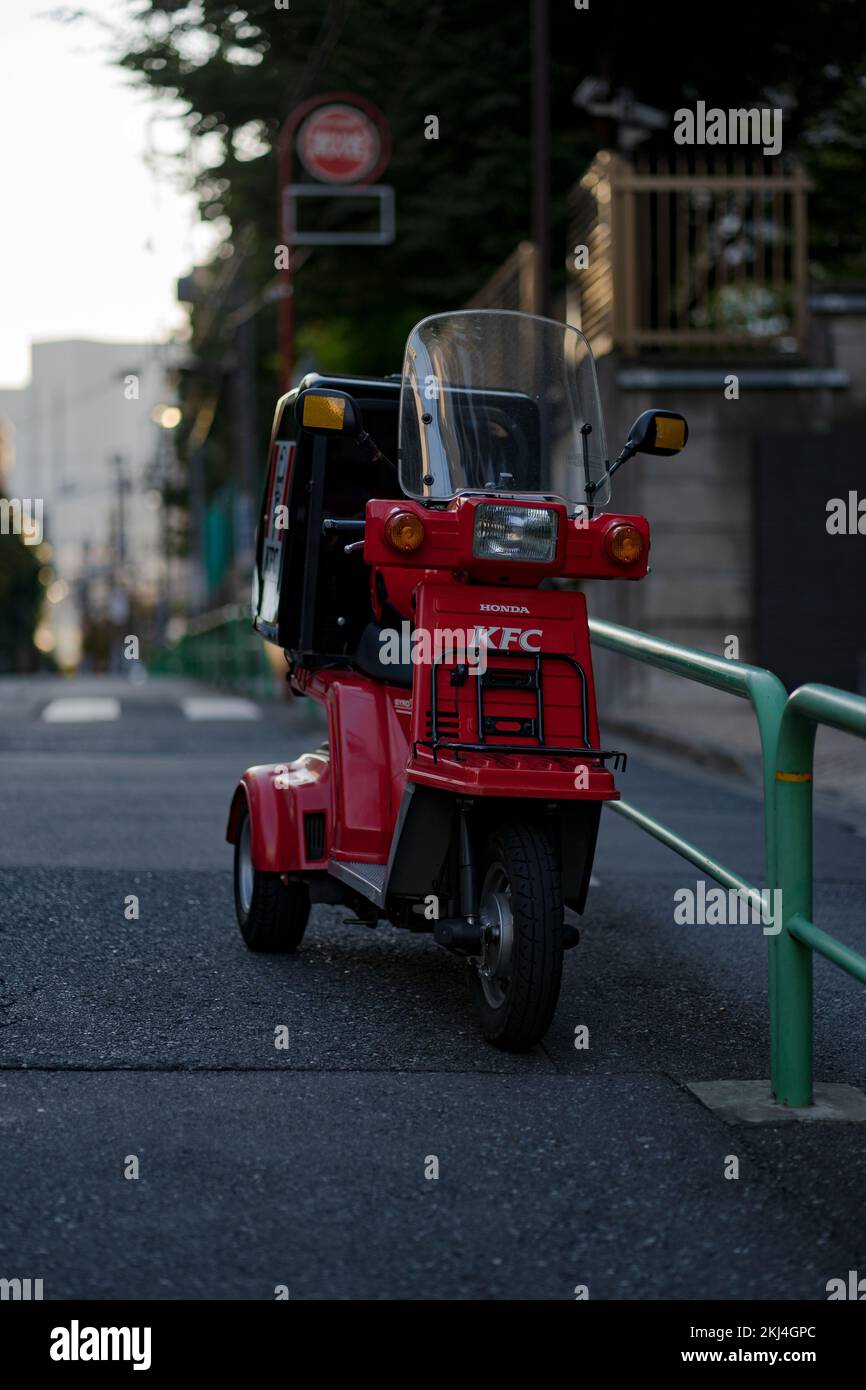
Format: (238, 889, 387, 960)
(471, 821, 564, 1051)
(233, 802, 310, 953)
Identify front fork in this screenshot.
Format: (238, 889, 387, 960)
(432, 804, 484, 955)
(458, 806, 478, 927)
(432, 803, 579, 958)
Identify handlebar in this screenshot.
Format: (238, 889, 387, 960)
(322, 517, 365, 536)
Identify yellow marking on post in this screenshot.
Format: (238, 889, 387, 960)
(775, 771, 813, 782)
(654, 416, 686, 449)
(303, 394, 346, 429)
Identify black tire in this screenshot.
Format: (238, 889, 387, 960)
(233, 801, 310, 953)
(471, 820, 564, 1051)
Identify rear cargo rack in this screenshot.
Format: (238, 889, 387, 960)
(413, 647, 627, 772)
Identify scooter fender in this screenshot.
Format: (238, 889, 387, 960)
(386, 782, 601, 915)
(225, 752, 329, 873)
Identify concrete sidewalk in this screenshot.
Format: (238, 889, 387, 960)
(607, 695, 866, 833)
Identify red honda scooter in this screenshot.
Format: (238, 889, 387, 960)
(226, 309, 687, 1050)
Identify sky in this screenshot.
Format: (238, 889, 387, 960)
(0, 0, 215, 387)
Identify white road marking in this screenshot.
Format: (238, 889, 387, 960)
(589, 874, 601, 887)
(181, 697, 261, 721)
(41, 698, 121, 723)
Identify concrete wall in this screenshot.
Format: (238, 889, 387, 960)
(585, 306, 866, 709)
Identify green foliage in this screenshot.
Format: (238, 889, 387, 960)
(109, 0, 866, 513)
(116, 0, 866, 323)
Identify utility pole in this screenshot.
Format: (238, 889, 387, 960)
(111, 453, 128, 570)
(187, 443, 207, 616)
(109, 453, 131, 672)
(230, 279, 258, 575)
(532, 0, 551, 318)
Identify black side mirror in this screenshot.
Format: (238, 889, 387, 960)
(295, 388, 363, 437)
(624, 409, 688, 458)
(587, 408, 689, 499)
(295, 386, 397, 473)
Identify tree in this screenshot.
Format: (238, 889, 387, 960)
(112, 0, 866, 364)
(98, 0, 866, 560)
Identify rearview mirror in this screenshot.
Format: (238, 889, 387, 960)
(586, 408, 688, 502)
(295, 388, 363, 437)
(624, 409, 688, 457)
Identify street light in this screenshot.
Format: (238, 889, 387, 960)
(151, 404, 182, 429)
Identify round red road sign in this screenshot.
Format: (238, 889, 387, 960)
(297, 103, 384, 184)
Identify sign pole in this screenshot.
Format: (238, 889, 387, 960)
(276, 109, 299, 394)
(276, 93, 393, 391)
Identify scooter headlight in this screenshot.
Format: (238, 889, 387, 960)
(472, 505, 558, 563)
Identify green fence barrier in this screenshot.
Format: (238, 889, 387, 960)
(149, 606, 277, 700)
(589, 618, 866, 1109)
(773, 684, 866, 1106)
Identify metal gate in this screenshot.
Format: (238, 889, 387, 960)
(753, 430, 866, 692)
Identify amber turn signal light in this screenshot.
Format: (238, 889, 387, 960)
(301, 393, 346, 430)
(603, 523, 644, 565)
(384, 510, 426, 552)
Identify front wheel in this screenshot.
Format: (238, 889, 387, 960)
(233, 801, 310, 953)
(471, 821, 564, 1052)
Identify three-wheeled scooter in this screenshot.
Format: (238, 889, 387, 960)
(226, 309, 687, 1050)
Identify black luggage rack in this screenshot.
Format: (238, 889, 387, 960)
(412, 647, 627, 772)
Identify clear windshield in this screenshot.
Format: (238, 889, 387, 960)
(398, 310, 609, 509)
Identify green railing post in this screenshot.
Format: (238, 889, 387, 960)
(589, 618, 789, 1089)
(772, 707, 816, 1107)
(772, 684, 866, 1106)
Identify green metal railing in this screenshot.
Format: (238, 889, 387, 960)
(773, 684, 866, 1105)
(149, 605, 277, 700)
(589, 617, 866, 1108)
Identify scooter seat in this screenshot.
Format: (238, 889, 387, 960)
(355, 622, 414, 688)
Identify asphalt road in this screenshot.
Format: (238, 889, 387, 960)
(1, 673, 865, 1301)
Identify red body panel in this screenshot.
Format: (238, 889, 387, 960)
(284, 575, 619, 868)
(406, 582, 619, 802)
(325, 679, 394, 861)
(238, 486, 644, 879)
(365, 495, 650, 602)
(226, 752, 330, 872)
